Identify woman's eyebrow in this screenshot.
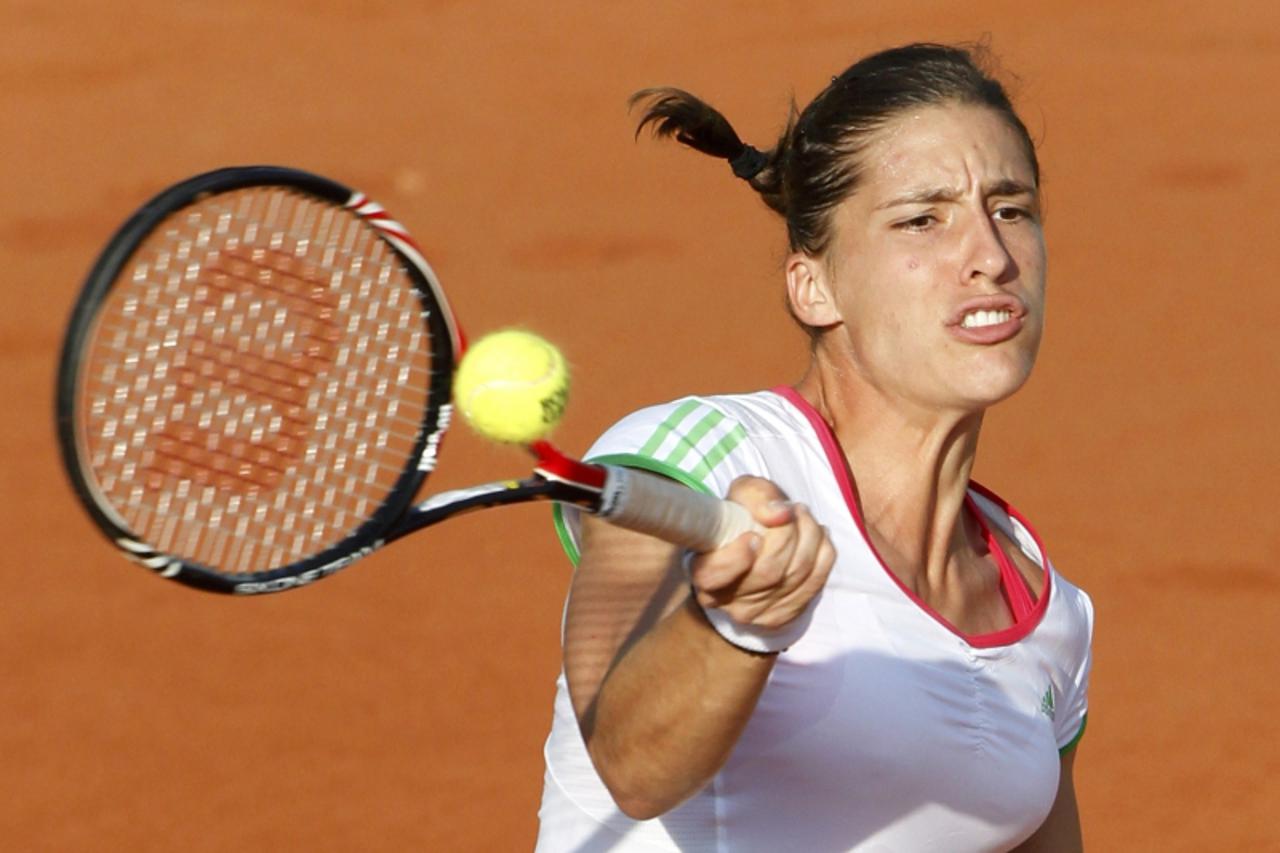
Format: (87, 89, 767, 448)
(876, 179, 1037, 210)
(987, 178, 1038, 198)
(875, 187, 960, 210)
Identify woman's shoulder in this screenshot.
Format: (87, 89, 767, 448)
(594, 389, 805, 448)
(1047, 568, 1095, 649)
(583, 389, 806, 495)
(607, 388, 793, 427)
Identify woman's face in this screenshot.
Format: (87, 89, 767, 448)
(814, 102, 1046, 416)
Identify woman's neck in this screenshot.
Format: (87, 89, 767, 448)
(794, 358, 985, 588)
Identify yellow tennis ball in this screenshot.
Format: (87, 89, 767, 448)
(453, 329, 569, 444)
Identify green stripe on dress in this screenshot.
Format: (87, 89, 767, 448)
(1059, 713, 1088, 755)
(686, 423, 748, 484)
(551, 503, 580, 566)
(663, 409, 724, 468)
(637, 399, 703, 458)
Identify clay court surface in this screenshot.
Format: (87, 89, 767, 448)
(3, 2, 1277, 850)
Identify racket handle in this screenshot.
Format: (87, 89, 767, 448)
(597, 465, 758, 551)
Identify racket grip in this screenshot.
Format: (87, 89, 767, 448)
(597, 465, 758, 551)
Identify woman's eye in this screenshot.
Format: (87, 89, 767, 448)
(993, 206, 1030, 223)
(897, 214, 936, 231)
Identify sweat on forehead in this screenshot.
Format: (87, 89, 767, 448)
(858, 105, 1041, 204)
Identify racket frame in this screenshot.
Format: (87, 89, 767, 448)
(56, 166, 460, 594)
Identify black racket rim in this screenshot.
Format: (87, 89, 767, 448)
(56, 165, 458, 594)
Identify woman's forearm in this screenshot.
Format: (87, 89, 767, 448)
(583, 594, 776, 818)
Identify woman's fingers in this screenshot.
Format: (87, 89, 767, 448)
(689, 476, 789, 598)
(692, 530, 762, 595)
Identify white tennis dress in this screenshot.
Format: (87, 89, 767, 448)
(537, 388, 1092, 852)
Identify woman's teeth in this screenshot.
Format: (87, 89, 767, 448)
(961, 309, 1013, 329)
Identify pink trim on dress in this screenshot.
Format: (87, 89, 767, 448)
(966, 493, 1035, 620)
(771, 385, 1052, 648)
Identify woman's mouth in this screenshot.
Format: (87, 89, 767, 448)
(947, 298, 1027, 344)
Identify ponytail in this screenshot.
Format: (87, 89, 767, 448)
(629, 87, 788, 217)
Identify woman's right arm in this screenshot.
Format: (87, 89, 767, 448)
(563, 476, 835, 820)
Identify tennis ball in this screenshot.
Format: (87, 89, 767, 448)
(453, 329, 569, 444)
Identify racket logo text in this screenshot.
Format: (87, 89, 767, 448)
(231, 540, 384, 594)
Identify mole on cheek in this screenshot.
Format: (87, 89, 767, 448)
(906, 257, 920, 271)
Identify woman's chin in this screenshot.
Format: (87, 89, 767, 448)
(950, 357, 1037, 410)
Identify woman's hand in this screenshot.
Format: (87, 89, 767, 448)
(689, 476, 836, 635)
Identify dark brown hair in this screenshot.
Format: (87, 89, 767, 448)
(631, 43, 1039, 258)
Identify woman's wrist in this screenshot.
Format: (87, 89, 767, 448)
(688, 586, 816, 655)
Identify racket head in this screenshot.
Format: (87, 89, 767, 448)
(56, 166, 459, 593)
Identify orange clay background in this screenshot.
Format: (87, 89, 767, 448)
(2, 3, 1277, 851)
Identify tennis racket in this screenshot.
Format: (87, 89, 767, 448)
(56, 165, 753, 595)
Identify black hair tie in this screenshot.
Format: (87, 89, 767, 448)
(729, 144, 768, 180)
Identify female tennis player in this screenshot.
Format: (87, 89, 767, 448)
(536, 43, 1092, 852)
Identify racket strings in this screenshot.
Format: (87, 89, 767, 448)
(80, 353, 426, 483)
(84, 331, 434, 441)
(78, 187, 438, 574)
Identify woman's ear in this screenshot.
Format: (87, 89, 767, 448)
(785, 253, 841, 328)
